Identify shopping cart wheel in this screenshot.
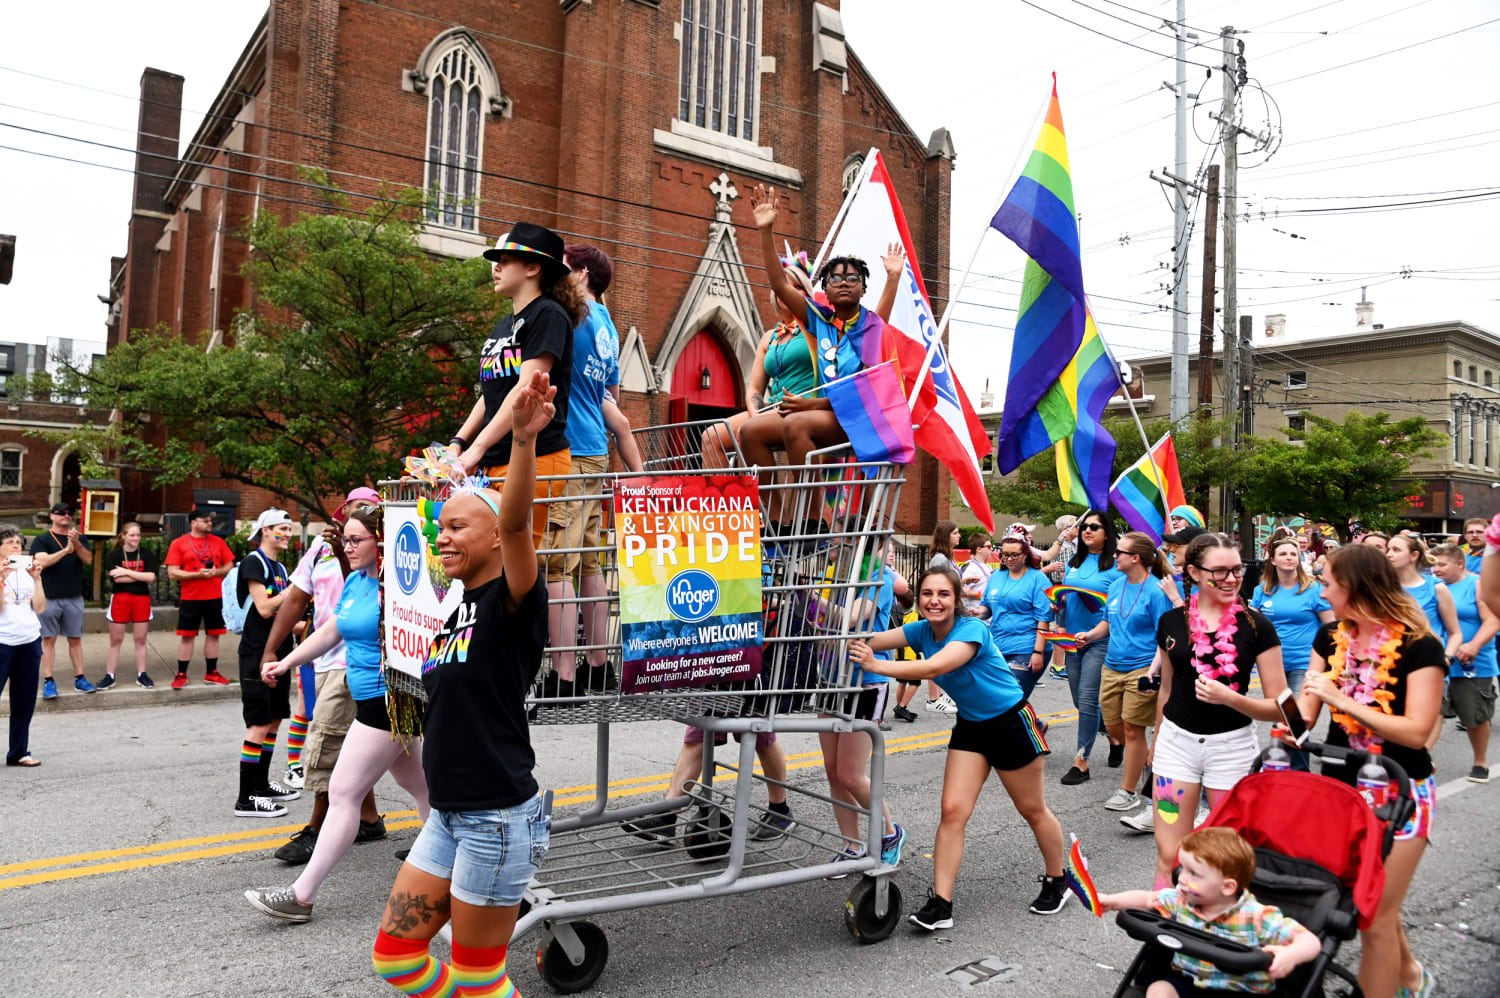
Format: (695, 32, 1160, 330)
(536, 921, 608, 994)
(844, 877, 904, 944)
(684, 805, 730, 861)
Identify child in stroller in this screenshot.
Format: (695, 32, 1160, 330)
(1106, 742, 1415, 998)
(1100, 826, 1321, 995)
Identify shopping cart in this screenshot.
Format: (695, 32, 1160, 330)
(381, 420, 909, 993)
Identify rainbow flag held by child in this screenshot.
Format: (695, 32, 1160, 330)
(1064, 833, 1105, 917)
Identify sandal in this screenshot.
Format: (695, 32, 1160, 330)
(6, 754, 40, 767)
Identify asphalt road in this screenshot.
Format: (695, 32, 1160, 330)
(3, 677, 1497, 998)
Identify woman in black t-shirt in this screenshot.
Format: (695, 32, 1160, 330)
(1296, 544, 1443, 998)
(372, 371, 556, 998)
(1148, 533, 1287, 890)
(101, 522, 158, 689)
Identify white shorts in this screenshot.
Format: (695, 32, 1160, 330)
(1152, 717, 1259, 790)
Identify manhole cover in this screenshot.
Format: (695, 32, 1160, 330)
(941, 956, 1021, 990)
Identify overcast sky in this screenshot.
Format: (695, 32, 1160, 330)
(2, 0, 1496, 414)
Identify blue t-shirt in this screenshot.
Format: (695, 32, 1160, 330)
(1062, 553, 1122, 634)
(901, 616, 1023, 721)
(980, 567, 1053, 658)
(337, 571, 385, 700)
(1405, 576, 1448, 644)
(1250, 580, 1331, 674)
(1446, 573, 1498, 677)
(853, 568, 897, 683)
(1467, 551, 1483, 574)
(563, 301, 621, 457)
(1103, 575, 1174, 671)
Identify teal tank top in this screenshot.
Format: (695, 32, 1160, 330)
(762, 323, 819, 404)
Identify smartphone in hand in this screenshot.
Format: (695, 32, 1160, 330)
(1276, 688, 1310, 746)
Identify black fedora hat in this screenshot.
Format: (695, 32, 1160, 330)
(482, 221, 568, 280)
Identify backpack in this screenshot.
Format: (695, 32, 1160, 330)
(221, 550, 271, 635)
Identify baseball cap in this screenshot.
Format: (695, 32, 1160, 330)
(189, 505, 216, 521)
(49, 502, 73, 515)
(334, 486, 380, 522)
(249, 507, 293, 544)
(1162, 524, 1208, 546)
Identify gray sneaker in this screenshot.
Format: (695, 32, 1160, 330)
(245, 886, 312, 923)
(1103, 788, 1140, 811)
(752, 809, 796, 841)
(1120, 804, 1154, 832)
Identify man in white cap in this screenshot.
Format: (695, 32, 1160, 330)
(234, 508, 301, 818)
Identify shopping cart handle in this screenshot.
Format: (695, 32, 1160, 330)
(1115, 909, 1274, 974)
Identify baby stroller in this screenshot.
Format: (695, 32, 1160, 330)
(1111, 741, 1416, 998)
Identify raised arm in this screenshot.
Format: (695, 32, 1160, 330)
(499, 370, 556, 604)
(875, 242, 904, 322)
(750, 185, 809, 326)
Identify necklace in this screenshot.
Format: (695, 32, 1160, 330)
(1188, 592, 1243, 690)
(190, 534, 214, 570)
(1327, 621, 1401, 752)
(1117, 576, 1150, 619)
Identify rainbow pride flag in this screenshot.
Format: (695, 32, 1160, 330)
(1108, 432, 1187, 545)
(1064, 833, 1105, 917)
(825, 361, 915, 467)
(1045, 583, 1106, 614)
(991, 75, 1120, 507)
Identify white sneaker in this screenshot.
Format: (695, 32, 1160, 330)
(261, 780, 301, 802)
(1194, 803, 1210, 828)
(1103, 789, 1141, 811)
(1120, 805, 1154, 832)
(284, 764, 305, 789)
(924, 694, 957, 714)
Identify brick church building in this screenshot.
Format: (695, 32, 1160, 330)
(107, 0, 959, 532)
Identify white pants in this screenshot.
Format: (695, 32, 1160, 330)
(1152, 717, 1259, 790)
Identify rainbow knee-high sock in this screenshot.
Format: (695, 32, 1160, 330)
(373, 931, 456, 997)
(452, 942, 517, 997)
(286, 716, 308, 767)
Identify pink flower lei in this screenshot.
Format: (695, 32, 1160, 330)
(1187, 591, 1243, 691)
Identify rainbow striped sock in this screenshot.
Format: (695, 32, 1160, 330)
(286, 715, 308, 766)
(451, 942, 516, 997)
(260, 735, 277, 765)
(240, 739, 261, 765)
(373, 931, 456, 997)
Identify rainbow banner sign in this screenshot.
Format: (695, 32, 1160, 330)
(615, 475, 764, 693)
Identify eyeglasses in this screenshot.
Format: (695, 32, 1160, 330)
(823, 274, 864, 286)
(1000, 551, 1027, 560)
(977, 542, 993, 549)
(342, 535, 374, 549)
(1079, 523, 1104, 532)
(1198, 565, 1247, 581)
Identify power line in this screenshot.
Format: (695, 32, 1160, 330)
(1270, 14, 1500, 86)
(1016, 0, 1217, 69)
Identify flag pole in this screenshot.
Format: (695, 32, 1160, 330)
(753, 360, 896, 414)
(808, 147, 880, 277)
(911, 79, 1056, 407)
(1114, 380, 1176, 535)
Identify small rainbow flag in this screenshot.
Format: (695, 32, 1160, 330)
(824, 361, 915, 467)
(1045, 583, 1106, 614)
(1108, 432, 1187, 545)
(1063, 833, 1104, 917)
(1043, 632, 1083, 651)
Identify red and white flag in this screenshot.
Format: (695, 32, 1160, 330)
(821, 150, 995, 531)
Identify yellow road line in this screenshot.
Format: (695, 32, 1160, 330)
(2, 706, 1083, 890)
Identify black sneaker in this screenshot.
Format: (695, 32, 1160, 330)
(274, 825, 318, 865)
(356, 816, 388, 842)
(95, 674, 116, 691)
(909, 891, 954, 931)
(136, 672, 155, 689)
(235, 796, 289, 818)
(623, 813, 676, 844)
(1107, 743, 1125, 768)
(394, 848, 411, 861)
(1060, 765, 1090, 786)
(753, 809, 796, 841)
(1029, 874, 1070, 915)
(892, 705, 918, 722)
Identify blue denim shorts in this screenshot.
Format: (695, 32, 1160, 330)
(406, 792, 551, 907)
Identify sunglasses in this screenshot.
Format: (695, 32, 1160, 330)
(1079, 523, 1105, 532)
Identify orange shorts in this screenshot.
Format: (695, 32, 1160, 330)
(485, 448, 571, 551)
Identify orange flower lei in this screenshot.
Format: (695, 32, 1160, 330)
(1326, 620, 1402, 750)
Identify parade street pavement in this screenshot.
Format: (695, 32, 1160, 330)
(3, 678, 1497, 998)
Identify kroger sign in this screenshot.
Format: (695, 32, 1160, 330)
(665, 569, 720, 623)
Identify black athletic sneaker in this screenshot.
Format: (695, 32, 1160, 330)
(136, 672, 155, 689)
(623, 813, 676, 844)
(909, 891, 954, 931)
(1107, 743, 1125, 768)
(752, 809, 796, 841)
(95, 674, 116, 691)
(274, 825, 318, 865)
(356, 817, 388, 842)
(1029, 874, 1070, 915)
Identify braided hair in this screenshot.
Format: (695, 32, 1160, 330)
(815, 255, 870, 288)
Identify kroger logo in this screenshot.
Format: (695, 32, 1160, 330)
(666, 569, 720, 623)
(393, 521, 423, 596)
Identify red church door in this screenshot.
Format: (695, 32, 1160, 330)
(669, 329, 741, 424)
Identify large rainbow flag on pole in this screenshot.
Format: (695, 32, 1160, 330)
(1108, 432, 1187, 544)
(991, 76, 1120, 507)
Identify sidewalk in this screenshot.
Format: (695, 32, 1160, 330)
(0, 627, 243, 716)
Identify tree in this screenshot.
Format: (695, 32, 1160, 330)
(985, 414, 1250, 527)
(1239, 411, 1445, 541)
(35, 185, 501, 516)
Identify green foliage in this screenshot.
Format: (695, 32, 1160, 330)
(985, 414, 1251, 529)
(33, 185, 501, 516)
(1239, 411, 1445, 541)
(958, 526, 992, 549)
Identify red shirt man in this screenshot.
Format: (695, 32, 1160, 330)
(164, 506, 236, 688)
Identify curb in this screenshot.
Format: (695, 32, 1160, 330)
(0, 681, 241, 716)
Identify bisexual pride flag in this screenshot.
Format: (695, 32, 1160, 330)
(824, 361, 916, 468)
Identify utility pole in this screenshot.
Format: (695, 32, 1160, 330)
(1237, 314, 1255, 552)
(1221, 27, 1241, 440)
(1168, 0, 1191, 424)
(1195, 164, 1220, 417)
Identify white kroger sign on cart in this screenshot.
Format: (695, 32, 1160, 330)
(383, 503, 465, 679)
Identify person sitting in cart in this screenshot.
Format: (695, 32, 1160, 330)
(849, 563, 1068, 930)
(1098, 826, 1320, 996)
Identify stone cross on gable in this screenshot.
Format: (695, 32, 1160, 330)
(710, 172, 738, 223)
